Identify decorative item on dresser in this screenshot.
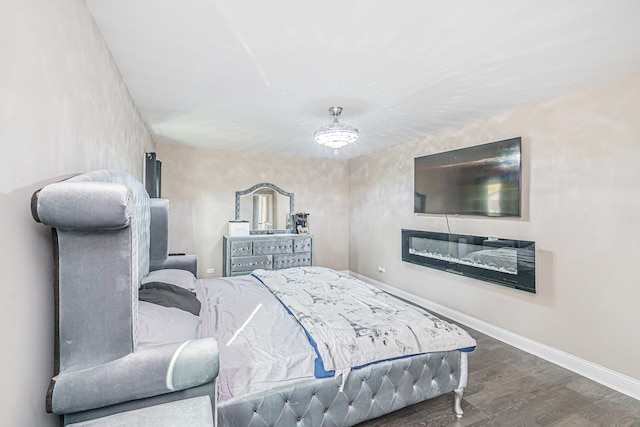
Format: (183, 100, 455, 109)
(293, 211, 310, 234)
(223, 234, 313, 277)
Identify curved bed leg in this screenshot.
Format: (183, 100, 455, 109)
(453, 388, 464, 418)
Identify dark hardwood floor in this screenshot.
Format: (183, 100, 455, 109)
(358, 325, 640, 426)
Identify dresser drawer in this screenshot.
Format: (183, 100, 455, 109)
(229, 240, 252, 257)
(223, 234, 313, 277)
(230, 255, 272, 273)
(294, 237, 312, 253)
(273, 253, 312, 270)
(252, 239, 293, 255)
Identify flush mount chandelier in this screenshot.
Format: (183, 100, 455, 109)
(314, 107, 359, 154)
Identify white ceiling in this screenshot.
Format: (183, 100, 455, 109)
(86, 0, 640, 158)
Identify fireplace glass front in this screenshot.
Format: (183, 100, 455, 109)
(402, 229, 535, 292)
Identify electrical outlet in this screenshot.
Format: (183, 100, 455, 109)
(378, 266, 386, 273)
(206, 268, 215, 274)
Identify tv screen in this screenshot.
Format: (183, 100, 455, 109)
(414, 137, 521, 217)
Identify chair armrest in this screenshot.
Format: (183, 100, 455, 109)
(48, 338, 218, 414)
(150, 255, 198, 276)
(32, 182, 132, 230)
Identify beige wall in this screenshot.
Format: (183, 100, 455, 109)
(155, 144, 350, 277)
(0, 0, 153, 424)
(349, 73, 640, 381)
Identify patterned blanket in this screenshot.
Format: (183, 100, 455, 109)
(252, 267, 476, 374)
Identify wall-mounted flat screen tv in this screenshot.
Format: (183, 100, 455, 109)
(414, 137, 521, 217)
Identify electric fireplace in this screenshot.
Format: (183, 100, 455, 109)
(402, 229, 535, 293)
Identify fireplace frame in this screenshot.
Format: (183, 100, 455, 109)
(401, 229, 535, 293)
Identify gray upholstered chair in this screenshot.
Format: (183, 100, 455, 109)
(149, 198, 197, 276)
(31, 170, 218, 425)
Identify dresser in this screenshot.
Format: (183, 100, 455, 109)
(223, 234, 313, 277)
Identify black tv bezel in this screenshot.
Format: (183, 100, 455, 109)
(414, 137, 522, 218)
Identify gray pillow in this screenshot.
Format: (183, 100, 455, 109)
(139, 282, 201, 316)
(141, 268, 196, 292)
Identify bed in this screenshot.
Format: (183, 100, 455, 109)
(33, 169, 476, 426)
(140, 266, 476, 426)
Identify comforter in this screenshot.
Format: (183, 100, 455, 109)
(252, 267, 476, 376)
(196, 267, 476, 402)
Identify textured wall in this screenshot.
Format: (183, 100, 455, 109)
(0, 0, 153, 424)
(155, 143, 349, 277)
(349, 73, 640, 381)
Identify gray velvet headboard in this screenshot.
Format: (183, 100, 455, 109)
(32, 170, 218, 425)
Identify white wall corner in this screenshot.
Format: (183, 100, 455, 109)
(346, 271, 640, 402)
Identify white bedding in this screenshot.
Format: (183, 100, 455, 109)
(195, 276, 316, 401)
(137, 300, 200, 347)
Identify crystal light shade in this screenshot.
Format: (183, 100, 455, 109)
(314, 107, 359, 152)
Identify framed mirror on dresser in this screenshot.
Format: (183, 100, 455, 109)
(225, 183, 313, 277)
(235, 183, 294, 234)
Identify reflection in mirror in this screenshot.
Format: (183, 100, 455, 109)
(252, 192, 273, 230)
(236, 183, 294, 234)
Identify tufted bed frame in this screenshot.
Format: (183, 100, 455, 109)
(217, 351, 466, 426)
(32, 170, 470, 426)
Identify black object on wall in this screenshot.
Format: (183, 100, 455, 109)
(145, 152, 162, 198)
(402, 229, 535, 293)
(414, 137, 522, 217)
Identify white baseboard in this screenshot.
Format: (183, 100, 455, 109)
(347, 271, 640, 401)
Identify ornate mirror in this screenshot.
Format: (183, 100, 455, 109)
(235, 183, 294, 234)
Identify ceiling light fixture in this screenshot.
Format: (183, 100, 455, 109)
(314, 107, 359, 154)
